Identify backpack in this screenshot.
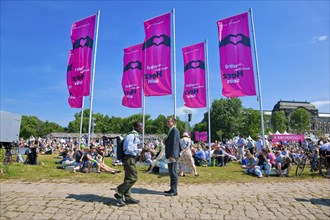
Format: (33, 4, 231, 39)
(116, 136, 125, 160)
(116, 133, 137, 160)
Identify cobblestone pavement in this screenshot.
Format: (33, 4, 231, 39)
(1, 179, 329, 220)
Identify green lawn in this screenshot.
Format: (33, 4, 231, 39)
(0, 154, 325, 184)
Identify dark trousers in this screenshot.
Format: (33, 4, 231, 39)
(117, 156, 138, 198)
(168, 162, 178, 193)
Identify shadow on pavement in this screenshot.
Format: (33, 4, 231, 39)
(131, 187, 164, 195)
(109, 187, 164, 195)
(295, 198, 330, 206)
(66, 194, 118, 206)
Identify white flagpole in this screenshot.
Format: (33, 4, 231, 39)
(205, 39, 212, 163)
(249, 8, 265, 146)
(79, 97, 85, 148)
(88, 10, 100, 147)
(142, 92, 146, 148)
(172, 8, 177, 118)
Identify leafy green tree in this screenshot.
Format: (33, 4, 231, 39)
(271, 110, 287, 133)
(39, 120, 64, 137)
(151, 114, 168, 134)
(67, 109, 90, 133)
(20, 116, 43, 139)
(241, 108, 262, 139)
(209, 98, 244, 140)
(289, 108, 310, 133)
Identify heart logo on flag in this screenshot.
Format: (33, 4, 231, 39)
(80, 38, 87, 47)
(230, 35, 242, 45)
(153, 36, 164, 46)
(191, 61, 200, 68)
(130, 62, 138, 69)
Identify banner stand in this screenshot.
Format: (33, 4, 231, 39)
(87, 10, 100, 147)
(249, 8, 265, 147)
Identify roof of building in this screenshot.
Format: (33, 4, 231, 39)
(273, 100, 317, 112)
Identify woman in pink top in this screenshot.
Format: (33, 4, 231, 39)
(267, 147, 276, 168)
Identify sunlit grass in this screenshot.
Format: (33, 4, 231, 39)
(0, 154, 325, 184)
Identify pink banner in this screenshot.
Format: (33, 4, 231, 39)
(217, 12, 256, 97)
(143, 13, 172, 96)
(199, 131, 208, 142)
(69, 15, 96, 97)
(68, 95, 83, 108)
(195, 131, 200, 142)
(271, 134, 305, 143)
(182, 42, 206, 108)
(122, 43, 143, 108)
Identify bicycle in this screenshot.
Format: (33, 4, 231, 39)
(295, 149, 329, 177)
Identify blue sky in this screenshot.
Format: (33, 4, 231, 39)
(1, 1, 329, 128)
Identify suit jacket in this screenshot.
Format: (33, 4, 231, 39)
(165, 127, 180, 159)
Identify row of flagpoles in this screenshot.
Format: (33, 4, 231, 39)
(66, 8, 265, 152)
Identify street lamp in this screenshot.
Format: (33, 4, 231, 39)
(183, 109, 192, 131)
(91, 118, 96, 141)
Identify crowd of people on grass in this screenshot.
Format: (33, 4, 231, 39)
(2, 133, 330, 178)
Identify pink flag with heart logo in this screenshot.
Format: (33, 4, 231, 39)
(143, 13, 172, 96)
(217, 12, 256, 97)
(182, 42, 206, 108)
(69, 14, 96, 97)
(68, 95, 83, 108)
(122, 43, 143, 108)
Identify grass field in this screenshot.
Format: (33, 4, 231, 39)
(0, 154, 325, 184)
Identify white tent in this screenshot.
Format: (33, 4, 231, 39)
(275, 131, 281, 135)
(283, 131, 289, 135)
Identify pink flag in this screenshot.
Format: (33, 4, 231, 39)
(195, 131, 199, 142)
(69, 15, 96, 97)
(199, 131, 208, 142)
(143, 13, 172, 96)
(182, 42, 206, 108)
(68, 95, 83, 108)
(217, 12, 256, 97)
(122, 43, 143, 108)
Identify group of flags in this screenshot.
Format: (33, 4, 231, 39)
(66, 11, 257, 110)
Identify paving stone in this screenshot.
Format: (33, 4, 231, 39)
(0, 180, 329, 220)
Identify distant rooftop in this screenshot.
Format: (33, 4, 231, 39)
(273, 100, 317, 112)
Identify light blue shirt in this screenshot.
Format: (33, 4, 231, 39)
(195, 149, 206, 160)
(124, 130, 140, 156)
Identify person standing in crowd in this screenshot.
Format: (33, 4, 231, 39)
(114, 122, 143, 206)
(178, 132, 199, 177)
(164, 117, 181, 196)
(236, 133, 246, 162)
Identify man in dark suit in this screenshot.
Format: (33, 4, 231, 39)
(164, 117, 181, 196)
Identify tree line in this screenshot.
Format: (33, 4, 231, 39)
(19, 98, 311, 141)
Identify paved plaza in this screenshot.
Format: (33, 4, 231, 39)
(1, 179, 329, 220)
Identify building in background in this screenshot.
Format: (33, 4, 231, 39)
(268, 100, 330, 136)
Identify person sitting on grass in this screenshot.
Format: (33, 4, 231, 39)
(192, 145, 206, 166)
(147, 142, 166, 174)
(94, 148, 121, 174)
(256, 148, 271, 177)
(242, 151, 263, 178)
(274, 150, 292, 177)
(212, 145, 227, 167)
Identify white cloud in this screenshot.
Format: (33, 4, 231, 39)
(311, 100, 330, 108)
(311, 35, 328, 43)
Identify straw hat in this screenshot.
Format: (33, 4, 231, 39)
(182, 132, 190, 138)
